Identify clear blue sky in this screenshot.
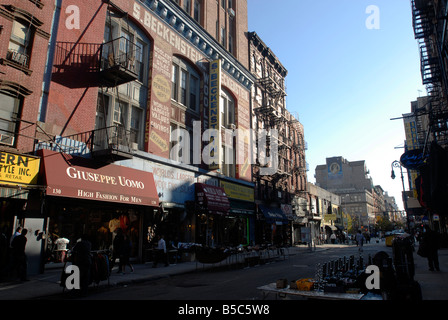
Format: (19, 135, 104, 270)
(247, 0, 426, 210)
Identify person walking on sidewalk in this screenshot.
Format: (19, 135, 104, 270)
(153, 235, 168, 268)
(420, 226, 440, 271)
(10, 228, 28, 281)
(355, 230, 365, 252)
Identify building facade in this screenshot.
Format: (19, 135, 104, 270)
(407, 0, 448, 240)
(315, 157, 375, 231)
(0, 0, 55, 275)
(0, 0, 273, 275)
(248, 31, 308, 246)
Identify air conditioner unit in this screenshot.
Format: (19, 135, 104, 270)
(227, 124, 236, 130)
(228, 8, 235, 18)
(0, 133, 15, 146)
(131, 142, 139, 150)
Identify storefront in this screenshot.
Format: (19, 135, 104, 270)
(0, 151, 42, 274)
(257, 204, 289, 246)
(220, 181, 255, 246)
(37, 149, 159, 264)
(194, 183, 230, 247)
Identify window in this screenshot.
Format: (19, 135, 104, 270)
(171, 57, 200, 112)
(0, 92, 22, 146)
(171, 64, 179, 101)
(135, 40, 145, 82)
(221, 0, 226, 9)
(8, 20, 33, 68)
(170, 123, 189, 163)
(96, 19, 150, 151)
(114, 100, 128, 126)
(183, 0, 191, 13)
(193, 0, 201, 23)
(220, 89, 235, 128)
(130, 106, 142, 147)
(220, 27, 226, 47)
(221, 145, 235, 178)
(228, 19, 234, 55)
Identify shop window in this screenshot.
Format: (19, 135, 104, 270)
(0, 92, 22, 146)
(7, 20, 34, 69)
(172, 56, 200, 112)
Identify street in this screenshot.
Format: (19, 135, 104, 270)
(74, 241, 388, 300)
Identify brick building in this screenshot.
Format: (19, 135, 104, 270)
(0, 0, 55, 275)
(248, 31, 308, 245)
(0, 0, 310, 275)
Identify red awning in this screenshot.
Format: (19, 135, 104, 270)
(195, 183, 230, 214)
(37, 149, 159, 207)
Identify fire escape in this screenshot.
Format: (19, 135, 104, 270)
(254, 67, 290, 184)
(411, 0, 448, 147)
(39, 33, 141, 162)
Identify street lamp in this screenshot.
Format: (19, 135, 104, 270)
(390, 160, 409, 231)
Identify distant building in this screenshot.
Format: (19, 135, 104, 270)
(315, 157, 375, 230)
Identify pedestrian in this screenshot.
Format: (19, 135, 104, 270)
(355, 230, 365, 252)
(72, 234, 92, 296)
(10, 228, 28, 281)
(330, 233, 337, 244)
(153, 234, 168, 268)
(119, 233, 134, 274)
(110, 228, 124, 273)
(9, 226, 22, 247)
(419, 226, 440, 271)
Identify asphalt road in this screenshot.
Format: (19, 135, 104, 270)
(75, 241, 390, 301)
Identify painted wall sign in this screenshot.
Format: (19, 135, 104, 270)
(0, 152, 40, 186)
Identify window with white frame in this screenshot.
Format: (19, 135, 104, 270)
(171, 56, 200, 112)
(220, 89, 235, 128)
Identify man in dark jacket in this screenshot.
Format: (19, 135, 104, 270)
(421, 226, 440, 271)
(11, 228, 28, 281)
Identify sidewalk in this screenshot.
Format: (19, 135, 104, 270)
(0, 245, 447, 300)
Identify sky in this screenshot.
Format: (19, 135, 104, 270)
(247, 0, 426, 210)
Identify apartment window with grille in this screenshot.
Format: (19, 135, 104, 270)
(7, 20, 33, 69)
(171, 56, 200, 112)
(0, 92, 22, 147)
